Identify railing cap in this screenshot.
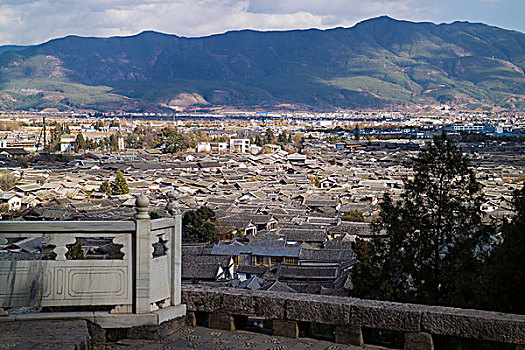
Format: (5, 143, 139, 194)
(135, 194, 150, 220)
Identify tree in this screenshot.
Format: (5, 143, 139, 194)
(292, 133, 304, 150)
(351, 236, 395, 301)
(265, 128, 275, 144)
(126, 132, 145, 149)
(94, 120, 104, 130)
(157, 127, 189, 153)
(342, 210, 365, 222)
(131, 125, 156, 148)
(351, 133, 491, 306)
(278, 131, 288, 145)
(0, 173, 17, 191)
(50, 121, 63, 151)
(183, 206, 218, 243)
(255, 134, 264, 147)
(0, 203, 10, 213)
(74, 134, 86, 152)
(354, 125, 361, 141)
(200, 221, 217, 243)
(109, 134, 119, 152)
(481, 182, 525, 314)
(99, 181, 112, 195)
(111, 170, 129, 195)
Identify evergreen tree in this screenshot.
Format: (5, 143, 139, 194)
(111, 170, 129, 195)
(351, 133, 491, 306)
(182, 206, 218, 243)
(481, 182, 525, 314)
(278, 131, 288, 145)
(50, 121, 62, 151)
(126, 132, 145, 149)
(200, 222, 217, 243)
(99, 180, 112, 195)
(74, 134, 86, 152)
(255, 134, 264, 147)
(109, 134, 119, 152)
(265, 128, 275, 144)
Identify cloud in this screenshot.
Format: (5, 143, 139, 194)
(0, 0, 332, 44)
(0, 0, 521, 46)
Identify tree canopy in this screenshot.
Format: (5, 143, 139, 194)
(0, 173, 17, 191)
(481, 182, 525, 314)
(182, 206, 218, 243)
(342, 210, 365, 222)
(99, 180, 112, 195)
(157, 127, 190, 153)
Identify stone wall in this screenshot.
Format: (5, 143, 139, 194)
(182, 285, 525, 348)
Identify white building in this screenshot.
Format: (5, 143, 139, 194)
(0, 191, 22, 211)
(229, 139, 250, 153)
(60, 135, 76, 153)
(196, 142, 211, 153)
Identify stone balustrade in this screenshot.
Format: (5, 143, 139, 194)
(0, 193, 185, 328)
(2, 193, 524, 349)
(182, 285, 525, 350)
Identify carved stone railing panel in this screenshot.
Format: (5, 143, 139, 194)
(0, 231, 134, 309)
(40, 260, 132, 307)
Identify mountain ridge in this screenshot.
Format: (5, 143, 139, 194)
(1, 16, 525, 111)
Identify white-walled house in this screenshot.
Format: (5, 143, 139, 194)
(0, 191, 22, 211)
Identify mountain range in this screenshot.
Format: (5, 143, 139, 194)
(1, 16, 525, 112)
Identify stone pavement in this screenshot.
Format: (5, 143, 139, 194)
(94, 326, 386, 350)
(0, 319, 388, 350)
(0, 319, 90, 350)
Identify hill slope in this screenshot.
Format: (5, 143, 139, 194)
(1, 16, 525, 111)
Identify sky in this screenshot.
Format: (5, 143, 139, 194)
(0, 0, 522, 46)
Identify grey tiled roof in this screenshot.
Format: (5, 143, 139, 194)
(299, 248, 354, 263)
(212, 241, 301, 257)
(278, 264, 339, 280)
(283, 229, 326, 243)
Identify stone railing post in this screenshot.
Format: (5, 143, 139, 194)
(405, 332, 434, 350)
(135, 194, 152, 314)
(166, 191, 182, 306)
(335, 326, 364, 346)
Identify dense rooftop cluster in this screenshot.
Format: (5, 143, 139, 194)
(1, 135, 523, 296)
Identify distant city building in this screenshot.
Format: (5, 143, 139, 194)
(196, 142, 211, 153)
(229, 138, 250, 153)
(60, 135, 76, 152)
